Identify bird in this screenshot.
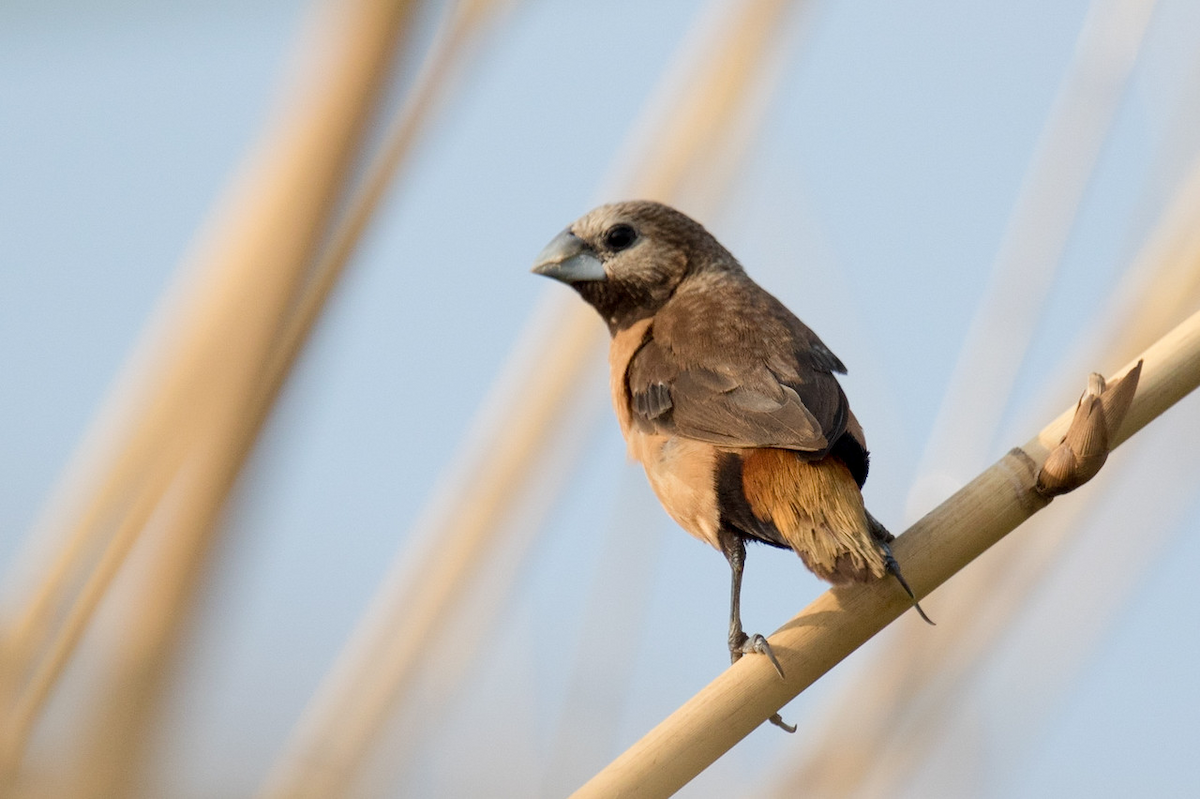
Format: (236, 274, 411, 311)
(531, 200, 930, 718)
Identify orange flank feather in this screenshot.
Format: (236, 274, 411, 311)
(741, 449, 887, 584)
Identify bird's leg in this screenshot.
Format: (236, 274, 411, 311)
(866, 511, 935, 625)
(720, 533, 795, 732)
(722, 534, 765, 666)
(721, 537, 788, 674)
(877, 539, 935, 626)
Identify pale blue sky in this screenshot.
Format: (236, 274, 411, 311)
(3, 1, 1199, 796)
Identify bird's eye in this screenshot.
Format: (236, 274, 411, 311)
(603, 223, 638, 252)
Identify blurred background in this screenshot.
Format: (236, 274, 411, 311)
(2, 0, 1200, 796)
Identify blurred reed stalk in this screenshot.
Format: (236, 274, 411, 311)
(258, 1, 807, 797)
(0, 0, 422, 793)
(571, 305, 1200, 799)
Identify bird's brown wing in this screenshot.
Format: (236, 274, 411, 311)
(625, 282, 850, 457)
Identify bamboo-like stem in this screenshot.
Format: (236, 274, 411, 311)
(571, 306, 1200, 799)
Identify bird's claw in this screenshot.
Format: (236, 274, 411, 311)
(879, 543, 935, 625)
(769, 713, 797, 733)
(730, 632, 785, 679)
(729, 633, 793, 731)
(728, 633, 793, 730)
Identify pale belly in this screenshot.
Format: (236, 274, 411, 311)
(630, 433, 723, 550)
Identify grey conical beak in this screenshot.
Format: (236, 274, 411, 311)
(531, 229, 606, 283)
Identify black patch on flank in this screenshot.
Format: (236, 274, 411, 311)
(829, 433, 870, 488)
(715, 452, 788, 550)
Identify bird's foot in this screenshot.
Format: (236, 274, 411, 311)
(768, 713, 797, 733)
(729, 634, 795, 732)
(878, 542, 935, 625)
(729, 631, 785, 678)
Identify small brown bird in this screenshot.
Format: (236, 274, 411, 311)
(532, 201, 929, 688)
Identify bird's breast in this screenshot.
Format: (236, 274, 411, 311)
(608, 316, 722, 548)
(628, 431, 723, 549)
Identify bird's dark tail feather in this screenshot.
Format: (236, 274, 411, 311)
(867, 512, 935, 626)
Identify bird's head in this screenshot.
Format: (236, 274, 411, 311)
(532, 200, 737, 333)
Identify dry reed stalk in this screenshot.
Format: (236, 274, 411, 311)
(571, 305, 1200, 799)
(258, 1, 807, 796)
(0, 0, 419, 793)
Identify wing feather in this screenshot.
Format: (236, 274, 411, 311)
(624, 276, 851, 457)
